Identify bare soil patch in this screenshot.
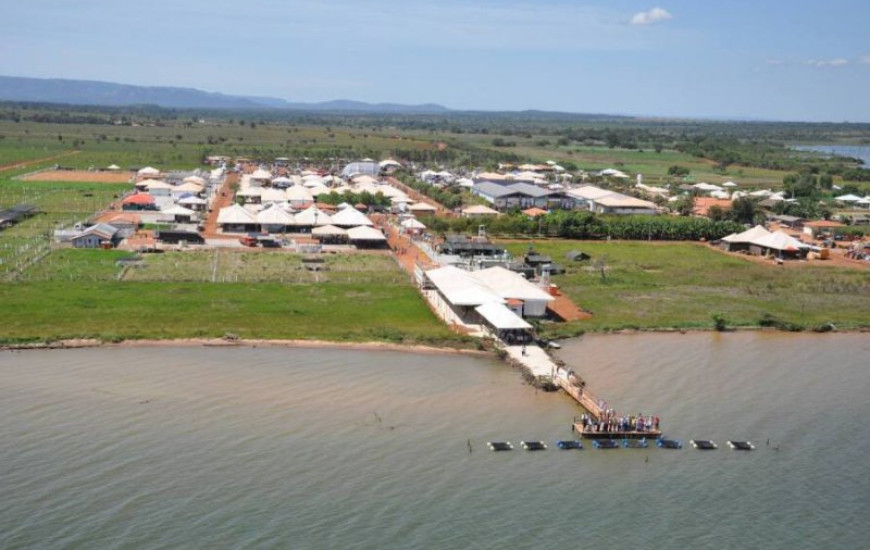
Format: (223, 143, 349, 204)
(21, 170, 132, 183)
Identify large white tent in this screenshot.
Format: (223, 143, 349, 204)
(469, 266, 554, 317)
(474, 302, 532, 330)
(330, 207, 373, 227)
(294, 206, 332, 226)
(347, 226, 387, 241)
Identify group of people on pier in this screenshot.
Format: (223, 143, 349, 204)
(578, 411, 661, 434)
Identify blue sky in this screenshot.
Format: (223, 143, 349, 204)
(3, 0, 870, 121)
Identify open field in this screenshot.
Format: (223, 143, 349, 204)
(502, 240, 870, 334)
(2, 248, 469, 347)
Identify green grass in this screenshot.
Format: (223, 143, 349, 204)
(2, 248, 469, 347)
(502, 240, 870, 334)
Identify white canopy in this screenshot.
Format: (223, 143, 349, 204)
(401, 218, 426, 230)
(722, 181, 738, 188)
(836, 194, 863, 202)
(173, 182, 204, 194)
(311, 224, 348, 237)
(261, 188, 289, 203)
(217, 204, 256, 224)
(162, 205, 195, 216)
(144, 179, 172, 190)
(294, 206, 332, 226)
(475, 302, 532, 330)
(257, 205, 295, 225)
(347, 226, 387, 241)
(285, 186, 314, 203)
(330, 207, 373, 227)
(721, 225, 771, 244)
(107, 164, 121, 171)
(251, 169, 272, 180)
(137, 166, 160, 176)
(752, 230, 809, 251)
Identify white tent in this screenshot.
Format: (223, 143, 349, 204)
(217, 204, 256, 225)
(721, 225, 771, 244)
(347, 226, 387, 241)
(285, 186, 314, 205)
(178, 195, 207, 207)
(137, 166, 160, 177)
(107, 164, 121, 171)
(722, 181, 738, 188)
(173, 182, 204, 195)
(311, 224, 348, 237)
(401, 218, 426, 230)
(257, 205, 295, 226)
(294, 206, 332, 226)
(836, 194, 863, 202)
(330, 207, 373, 227)
(261, 188, 289, 203)
(751, 230, 809, 252)
(251, 169, 272, 181)
(474, 302, 532, 330)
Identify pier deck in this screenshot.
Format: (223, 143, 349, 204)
(574, 426, 663, 440)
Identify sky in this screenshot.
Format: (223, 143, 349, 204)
(2, 0, 870, 122)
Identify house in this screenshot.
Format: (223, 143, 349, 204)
(592, 195, 658, 215)
(469, 266, 555, 317)
(439, 235, 507, 258)
(461, 205, 499, 217)
(121, 193, 157, 211)
(802, 220, 846, 239)
(70, 223, 119, 249)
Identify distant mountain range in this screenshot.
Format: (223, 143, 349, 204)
(0, 75, 451, 114)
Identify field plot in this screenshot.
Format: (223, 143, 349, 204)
(3, 248, 462, 346)
(502, 240, 870, 333)
(0, 182, 130, 278)
(122, 250, 406, 284)
(20, 170, 132, 183)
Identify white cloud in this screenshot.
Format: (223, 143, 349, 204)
(859, 55, 870, 65)
(629, 7, 673, 26)
(806, 58, 850, 67)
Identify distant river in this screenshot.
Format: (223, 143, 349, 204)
(793, 144, 870, 167)
(1, 335, 868, 549)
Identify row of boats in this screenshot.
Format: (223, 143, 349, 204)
(487, 439, 756, 451)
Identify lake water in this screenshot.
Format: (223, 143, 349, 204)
(793, 144, 870, 168)
(1, 334, 868, 549)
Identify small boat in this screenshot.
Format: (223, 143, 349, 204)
(623, 438, 649, 449)
(556, 440, 583, 450)
(657, 438, 683, 449)
(547, 341, 562, 350)
(691, 439, 718, 450)
(728, 441, 755, 451)
(488, 441, 513, 451)
(521, 441, 547, 451)
(593, 439, 620, 449)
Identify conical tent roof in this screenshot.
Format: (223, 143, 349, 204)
(183, 175, 207, 186)
(401, 218, 426, 229)
(331, 207, 373, 227)
(752, 230, 809, 251)
(174, 182, 204, 193)
(311, 224, 348, 237)
(347, 226, 387, 241)
(178, 195, 207, 205)
(285, 186, 314, 202)
(294, 206, 332, 226)
(257, 205, 295, 225)
(261, 188, 288, 202)
(217, 204, 256, 224)
(724, 225, 771, 244)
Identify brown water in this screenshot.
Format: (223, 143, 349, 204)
(1, 334, 868, 549)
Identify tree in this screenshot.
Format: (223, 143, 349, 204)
(729, 197, 761, 225)
(673, 194, 695, 216)
(668, 165, 690, 177)
(707, 204, 728, 222)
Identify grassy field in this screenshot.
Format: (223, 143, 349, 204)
(2, 249, 469, 347)
(502, 240, 870, 334)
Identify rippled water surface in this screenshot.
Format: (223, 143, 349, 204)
(1, 334, 868, 549)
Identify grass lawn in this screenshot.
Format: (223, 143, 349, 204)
(3, 249, 469, 347)
(502, 240, 870, 334)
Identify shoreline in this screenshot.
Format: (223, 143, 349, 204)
(0, 337, 492, 357)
